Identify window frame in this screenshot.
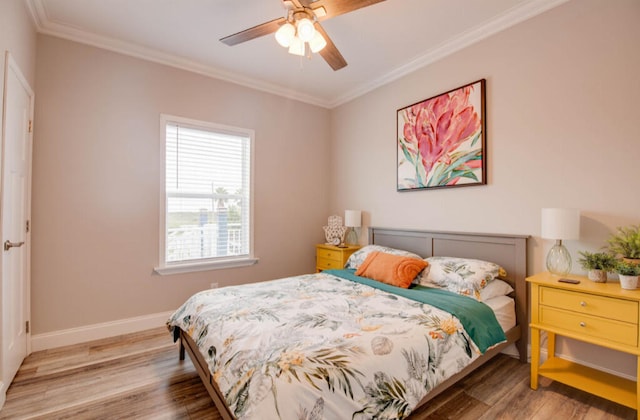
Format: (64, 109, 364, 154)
(155, 114, 257, 275)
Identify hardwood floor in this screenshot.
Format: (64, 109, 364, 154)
(1, 328, 635, 419)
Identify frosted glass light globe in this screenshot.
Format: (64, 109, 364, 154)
(309, 31, 327, 53)
(296, 18, 315, 42)
(288, 36, 305, 56)
(275, 22, 295, 47)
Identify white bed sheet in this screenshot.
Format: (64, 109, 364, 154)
(484, 294, 515, 332)
(484, 294, 518, 357)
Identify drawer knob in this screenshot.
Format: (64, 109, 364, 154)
(579, 322, 586, 327)
(580, 301, 586, 307)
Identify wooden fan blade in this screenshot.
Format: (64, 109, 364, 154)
(314, 23, 347, 71)
(220, 17, 286, 46)
(304, 0, 386, 20)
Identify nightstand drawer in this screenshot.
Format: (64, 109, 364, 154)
(317, 248, 343, 262)
(540, 287, 638, 323)
(540, 306, 638, 346)
(316, 257, 343, 270)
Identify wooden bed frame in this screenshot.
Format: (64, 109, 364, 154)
(177, 227, 529, 419)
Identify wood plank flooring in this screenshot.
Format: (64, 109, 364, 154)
(1, 327, 635, 419)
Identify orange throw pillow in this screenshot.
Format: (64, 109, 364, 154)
(355, 251, 428, 288)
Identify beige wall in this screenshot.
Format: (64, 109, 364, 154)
(32, 36, 331, 334)
(329, 0, 640, 376)
(0, 0, 36, 89)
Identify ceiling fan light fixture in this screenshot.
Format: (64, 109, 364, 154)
(309, 31, 327, 53)
(288, 35, 305, 56)
(275, 22, 296, 47)
(223, 0, 385, 70)
(296, 18, 315, 42)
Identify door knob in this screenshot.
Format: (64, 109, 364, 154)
(4, 240, 25, 251)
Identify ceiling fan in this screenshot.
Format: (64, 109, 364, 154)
(220, 0, 386, 71)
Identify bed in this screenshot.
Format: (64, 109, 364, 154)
(168, 227, 529, 419)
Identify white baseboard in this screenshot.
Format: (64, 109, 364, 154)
(31, 311, 174, 352)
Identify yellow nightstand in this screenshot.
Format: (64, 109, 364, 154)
(315, 244, 360, 272)
(528, 271, 640, 414)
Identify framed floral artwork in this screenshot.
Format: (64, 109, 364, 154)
(397, 79, 486, 191)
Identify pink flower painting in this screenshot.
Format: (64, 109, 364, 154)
(397, 80, 486, 190)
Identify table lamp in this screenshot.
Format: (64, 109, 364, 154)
(344, 210, 361, 246)
(541, 208, 580, 276)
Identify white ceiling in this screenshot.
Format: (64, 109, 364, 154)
(26, 0, 568, 108)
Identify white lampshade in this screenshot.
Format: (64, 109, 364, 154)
(308, 31, 327, 53)
(275, 22, 295, 47)
(288, 36, 305, 56)
(296, 18, 315, 42)
(541, 208, 580, 240)
(345, 210, 361, 228)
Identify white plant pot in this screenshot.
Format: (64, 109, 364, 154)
(587, 269, 607, 283)
(619, 274, 639, 290)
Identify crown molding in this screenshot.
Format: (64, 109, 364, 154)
(24, 0, 45, 28)
(329, 0, 571, 107)
(26, 0, 332, 108)
(27, 0, 569, 109)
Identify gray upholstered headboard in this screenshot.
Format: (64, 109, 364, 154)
(369, 227, 529, 361)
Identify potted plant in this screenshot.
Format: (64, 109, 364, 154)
(577, 251, 615, 283)
(614, 260, 640, 290)
(607, 225, 640, 264)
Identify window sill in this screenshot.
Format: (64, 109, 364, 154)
(154, 257, 259, 275)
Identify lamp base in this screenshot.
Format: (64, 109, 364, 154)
(345, 228, 358, 246)
(546, 240, 572, 276)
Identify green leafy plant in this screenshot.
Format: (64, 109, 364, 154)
(614, 260, 640, 276)
(577, 251, 615, 271)
(607, 225, 640, 259)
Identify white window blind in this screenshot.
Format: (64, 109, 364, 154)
(157, 115, 255, 273)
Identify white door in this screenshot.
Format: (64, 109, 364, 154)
(1, 52, 33, 398)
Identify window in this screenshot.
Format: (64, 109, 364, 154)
(156, 115, 256, 275)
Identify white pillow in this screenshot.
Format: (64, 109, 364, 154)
(479, 279, 514, 301)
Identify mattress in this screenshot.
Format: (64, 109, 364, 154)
(484, 294, 518, 357)
(484, 295, 516, 332)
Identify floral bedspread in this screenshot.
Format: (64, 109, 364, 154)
(167, 271, 504, 420)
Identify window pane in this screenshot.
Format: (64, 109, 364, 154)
(164, 120, 251, 264)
